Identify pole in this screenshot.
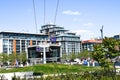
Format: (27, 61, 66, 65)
(41, 53, 43, 63)
(100, 25, 104, 40)
(43, 47, 46, 64)
(87, 48, 90, 66)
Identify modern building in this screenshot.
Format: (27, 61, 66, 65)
(0, 31, 48, 54)
(0, 24, 81, 59)
(82, 39, 102, 51)
(114, 34, 120, 39)
(40, 24, 81, 56)
(27, 43, 61, 64)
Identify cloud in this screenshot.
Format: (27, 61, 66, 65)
(73, 18, 82, 22)
(72, 30, 95, 40)
(72, 30, 94, 35)
(83, 22, 95, 27)
(62, 10, 81, 15)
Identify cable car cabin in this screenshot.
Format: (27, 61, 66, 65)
(27, 44, 61, 64)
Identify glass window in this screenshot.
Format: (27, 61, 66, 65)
(26, 40, 30, 46)
(3, 45, 8, 53)
(3, 39, 8, 45)
(16, 40, 20, 44)
(33, 40, 36, 45)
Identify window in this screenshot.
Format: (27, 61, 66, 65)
(3, 39, 8, 45)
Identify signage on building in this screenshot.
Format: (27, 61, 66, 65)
(36, 47, 43, 52)
(50, 37, 57, 43)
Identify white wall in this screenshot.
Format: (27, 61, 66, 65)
(0, 71, 33, 80)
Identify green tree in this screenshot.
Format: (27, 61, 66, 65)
(16, 52, 27, 64)
(92, 37, 120, 67)
(61, 53, 67, 60)
(92, 37, 120, 79)
(8, 52, 27, 65)
(77, 50, 92, 59)
(9, 53, 16, 65)
(0, 53, 9, 63)
(69, 53, 76, 60)
(0, 53, 3, 63)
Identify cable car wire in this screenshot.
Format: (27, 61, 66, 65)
(32, 0, 38, 33)
(44, 0, 46, 24)
(54, 0, 60, 25)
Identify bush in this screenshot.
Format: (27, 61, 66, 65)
(12, 71, 120, 80)
(33, 72, 44, 76)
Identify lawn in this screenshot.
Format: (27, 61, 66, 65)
(0, 63, 100, 74)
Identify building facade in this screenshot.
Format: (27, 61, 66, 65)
(114, 34, 120, 39)
(82, 39, 102, 51)
(0, 32, 48, 54)
(40, 24, 81, 55)
(0, 24, 81, 58)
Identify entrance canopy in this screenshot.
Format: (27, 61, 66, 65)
(27, 44, 61, 64)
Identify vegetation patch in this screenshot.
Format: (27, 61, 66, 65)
(0, 63, 99, 74)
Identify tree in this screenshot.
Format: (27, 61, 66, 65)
(69, 53, 77, 60)
(9, 53, 16, 65)
(8, 52, 27, 66)
(77, 50, 92, 59)
(92, 37, 120, 67)
(92, 37, 120, 79)
(0, 53, 9, 66)
(16, 52, 27, 64)
(61, 53, 67, 60)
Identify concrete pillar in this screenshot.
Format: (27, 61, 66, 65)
(87, 61, 90, 66)
(93, 61, 95, 67)
(43, 47, 46, 64)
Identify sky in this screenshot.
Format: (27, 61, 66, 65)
(0, 0, 120, 40)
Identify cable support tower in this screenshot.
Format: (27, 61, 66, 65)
(100, 25, 104, 40)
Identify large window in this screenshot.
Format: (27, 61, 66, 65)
(3, 39, 8, 53)
(28, 47, 43, 58)
(3, 39, 8, 45)
(32, 40, 36, 45)
(21, 40, 25, 51)
(16, 40, 20, 53)
(28, 46, 61, 62)
(3, 45, 7, 53)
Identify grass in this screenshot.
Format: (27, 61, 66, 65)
(0, 63, 100, 74)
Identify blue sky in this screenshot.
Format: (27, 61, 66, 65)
(0, 0, 120, 40)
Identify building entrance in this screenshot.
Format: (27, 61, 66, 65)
(27, 44, 61, 64)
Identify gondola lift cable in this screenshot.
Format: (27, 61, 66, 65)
(32, 0, 38, 33)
